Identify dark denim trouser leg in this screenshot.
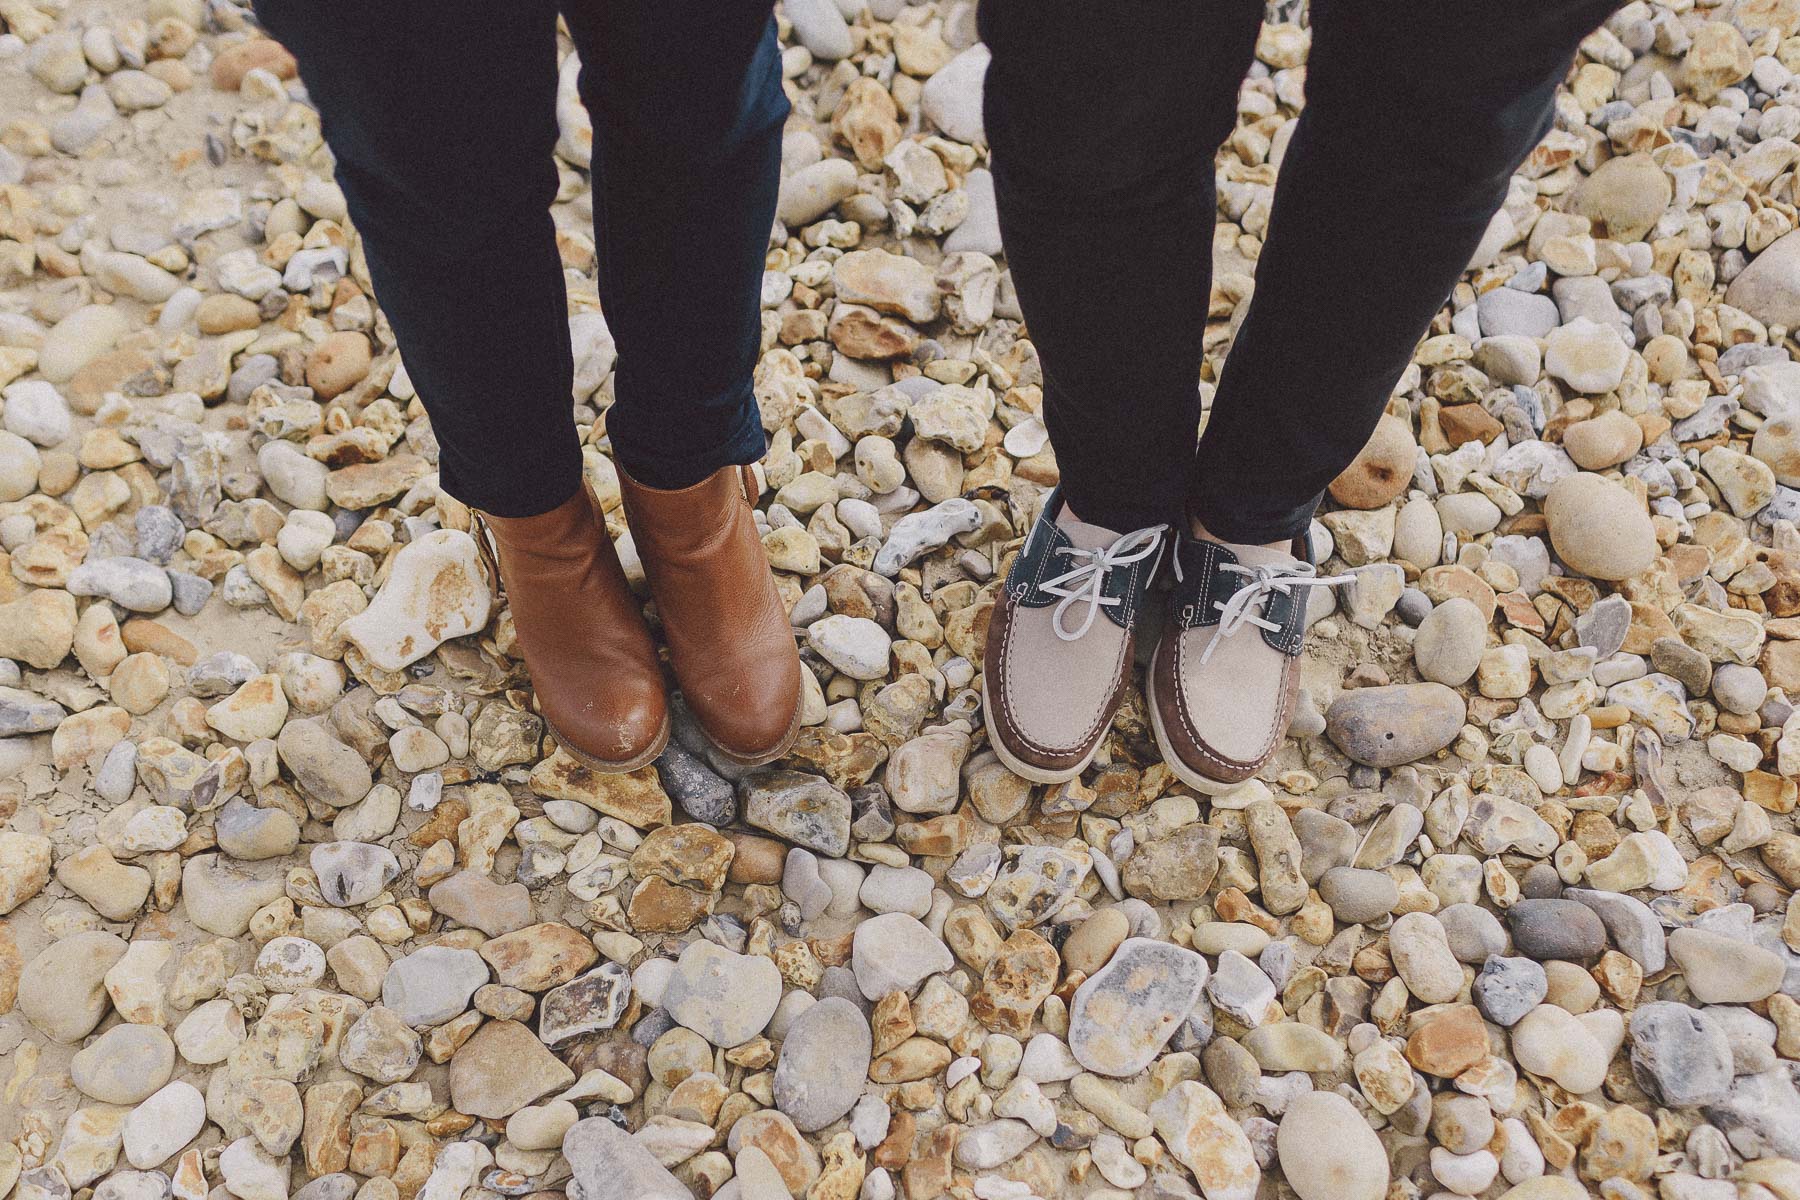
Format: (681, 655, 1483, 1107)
(255, 0, 581, 517)
(1191, 0, 1627, 543)
(253, 0, 785, 514)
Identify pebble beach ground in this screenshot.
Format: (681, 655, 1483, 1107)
(0, 2, 1799, 1200)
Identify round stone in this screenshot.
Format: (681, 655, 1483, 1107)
(70, 1024, 175, 1104)
(1325, 683, 1467, 767)
(774, 996, 872, 1132)
(1329, 414, 1415, 509)
(1414, 598, 1487, 687)
(1068, 938, 1210, 1077)
(1561, 410, 1643, 470)
(1278, 1091, 1390, 1200)
(1544, 473, 1658, 581)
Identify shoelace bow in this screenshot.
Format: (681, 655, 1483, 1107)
(1038, 524, 1167, 641)
(1198, 560, 1353, 664)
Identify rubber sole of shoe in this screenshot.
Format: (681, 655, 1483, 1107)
(979, 659, 1103, 786)
(544, 709, 670, 775)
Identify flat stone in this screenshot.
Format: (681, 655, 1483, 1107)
(1068, 938, 1209, 1077)
(448, 1020, 575, 1119)
(1326, 683, 1467, 767)
(852, 912, 954, 1000)
(338, 529, 490, 670)
(774, 996, 872, 1132)
(1726, 228, 1800, 328)
(562, 1117, 688, 1200)
(123, 1080, 205, 1168)
(17, 930, 128, 1042)
(664, 940, 783, 1047)
(1667, 927, 1786, 1002)
(479, 923, 598, 991)
(427, 871, 534, 936)
(539, 962, 633, 1043)
(71, 1024, 175, 1104)
(741, 769, 852, 857)
(382, 946, 489, 1026)
(1150, 1082, 1258, 1200)
(0, 830, 52, 914)
(1629, 1001, 1734, 1107)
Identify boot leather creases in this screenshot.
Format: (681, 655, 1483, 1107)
(479, 482, 668, 770)
(618, 463, 804, 765)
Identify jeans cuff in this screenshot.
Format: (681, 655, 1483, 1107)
(1187, 487, 1322, 548)
(440, 441, 584, 519)
(608, 394, 768, 491)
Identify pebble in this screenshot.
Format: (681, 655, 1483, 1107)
(1414, 597, 1487, 686)
(1388, 912, 1464, 1003)
(1666, 927, 1786, 1002)
(1507, 898, 1608, 963)
(563, 1117, 687, 1200)
(448, 1019, 573, 1119)
(382, 945, 489, 1026)
(70, 1024, 175, 1104)
(774, 996, 872, 1132)
(311, 840, 400, 907)
(339, 530, 491, 671)
(122, 1081, 206, 1169)
(664, 940, 783, 1047)
(1069, 938, 1209, 1076)
(1629, 1001, 1734, 1107)
(1151, 1082, 1258, 1200)
(1473, 956, 1547, 1026)
(1278, 1091, 1390, 1200)
(0, 10, 1786, 1200)
(1510, 1004, 1614, 1093)
(851, 912, 953, 1000)
(1325, 683, 1467, 766)
(1544, 473, 1658, 580)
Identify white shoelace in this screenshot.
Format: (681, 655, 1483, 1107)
(1198, 560, 1353, 664)
(1038, 524, 1167, 641)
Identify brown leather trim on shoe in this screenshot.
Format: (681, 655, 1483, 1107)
(1148, 629, 1301, 786)
(980, 564, 1132, 783)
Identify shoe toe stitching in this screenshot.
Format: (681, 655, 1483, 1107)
(1170, 630, 1286, 773)
(995, 598, 1127, 760)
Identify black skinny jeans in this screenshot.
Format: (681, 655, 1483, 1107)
(982, 0, 1622, 541)
(255, 0, 786, 517)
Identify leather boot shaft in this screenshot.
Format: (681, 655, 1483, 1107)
(618, 464, 804, 765)
(481, 483, 668, 770)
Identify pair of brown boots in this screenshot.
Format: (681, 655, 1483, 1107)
(480, 464, 803, 771)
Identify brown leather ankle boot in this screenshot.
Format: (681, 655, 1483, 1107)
(478, 483, 668, 771)
(617, 463, 804, 766)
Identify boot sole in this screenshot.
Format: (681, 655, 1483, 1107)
(544, 710, 671, 775)
(979, 659, 1100, 786)
(699, 680, 805, 769)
